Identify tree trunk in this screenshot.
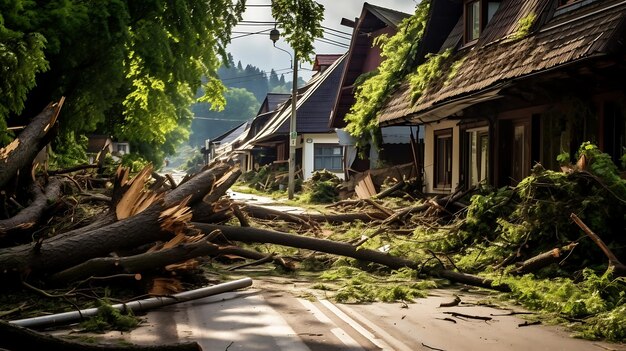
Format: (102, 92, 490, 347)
(514, 243, 578, 275)
(0, 179, 62, 239)
(49, 239, 223, 283)
(0, 321, 201, 351)
(0, 163, 233, 277)
(194, 223, 510, 292)
(0, 99, 63, 189)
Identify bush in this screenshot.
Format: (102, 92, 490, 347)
(301, 170, 341, 203)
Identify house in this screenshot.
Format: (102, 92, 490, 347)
(239, 54, 347, 180)
(87, 135, 113, 164)
(329, 3, 418, 178)
(222, 93, 291, 170)
(377, 0, 626, 194)
(202, 120, 251, 164)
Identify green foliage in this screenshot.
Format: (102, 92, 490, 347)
(120, 153, 150, 173)
(318, 266, 435, 303)
(79, 300, 140, 332)
(502, 269, 626, 341)
(0, 2, 49, 142)
(189, 87, 259, 146)
(344, 1, 429, 150)
(510, 12, 536, 41)
(300, 170, 340, 203)
(271, 0, 324, 63)
(408, 49, 452, 102)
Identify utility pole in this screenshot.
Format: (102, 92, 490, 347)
(288, 52, 297, 199)
(270, 27, 297, 199)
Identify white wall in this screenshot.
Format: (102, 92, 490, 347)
(301, 133, 344, 180)
(424, 120, 460, 194)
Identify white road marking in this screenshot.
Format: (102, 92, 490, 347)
(298, 298, 365, 350)
(319, 299, 403, 351)
(321, 300, 415, 351)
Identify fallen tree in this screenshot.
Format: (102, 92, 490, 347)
(194, 223, 511, 292)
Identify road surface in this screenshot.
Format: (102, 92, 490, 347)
(104, 276, 623, 351)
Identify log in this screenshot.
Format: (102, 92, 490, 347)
(49, 239, 223, 283)
(571, 213, 626, 276)
(238, 203, 310, 226)
(514, 243, 578, 275)
(193, 223, 510, 292)
(0, 163, 233, 277)
(0, 321, 201, 351)
(0, 179, 62, 238)
(304, 211, 388, 224)
(47, 164, 98, 175)
(0, 99, 63, 189)
(373, 180, 405, 199)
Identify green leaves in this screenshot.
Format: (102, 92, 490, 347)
(271, 0, 324, 62)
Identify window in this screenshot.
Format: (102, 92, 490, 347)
(464, 0, 501, 43)
(511, 121, 530, 184)
(116, 143, 128, 155)
(466, 1, 481, 42)
(314, 144, 343, 172)
(468, 129, 489, 186)
(434, 129, 453, 189)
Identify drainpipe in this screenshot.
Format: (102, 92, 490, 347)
(10, 277, 253, 329)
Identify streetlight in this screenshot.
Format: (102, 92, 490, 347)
(270, 28, 298, 199)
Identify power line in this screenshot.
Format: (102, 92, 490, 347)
(318, 36, 350, 48)
(193, 117, 250, 121)
(317, 38, 349, 49)
(321, 25, 352, 36)
(231, 28, 272, 39)
(323, 29, 352, 41)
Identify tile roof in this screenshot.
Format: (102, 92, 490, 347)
(238, 54, 347, 148)
(379, 0, 626, 125)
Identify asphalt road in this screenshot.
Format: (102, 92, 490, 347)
(119, 278, 624, 351)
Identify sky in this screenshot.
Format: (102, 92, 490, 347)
(227, 0, 418, 81)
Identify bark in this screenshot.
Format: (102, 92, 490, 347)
(373, 180, 405, 199)
(0, 179, 62, 238)
(202, 168, 242, 205)
(0, 321, 201, 351)
(47, 164, 99, 175)
(0, 99, 63, 189)
(49, 239, 223, 283)
(571, 213, 626, 276)
(194, 223, 510, 292)
(237, 203, 311, 226)
(304, 211, 388, 224)
(514, 243, 578, 275)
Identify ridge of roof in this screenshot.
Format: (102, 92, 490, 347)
(364, 2, 412, 28)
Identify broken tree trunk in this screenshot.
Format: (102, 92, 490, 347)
(49, 238, 222, 283)
(0, 321, 201, 351)
(0, 179, 62, 239)
(514, 243, 578, 275)
(0, 99, 64, 189)
(193, 224, 510, 292)
(571, 213, 626, 276)
(0, 163, 232, 277)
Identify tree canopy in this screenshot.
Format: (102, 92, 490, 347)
(0, 0, 324, 166)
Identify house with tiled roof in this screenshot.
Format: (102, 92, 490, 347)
(379, 0, 626, 194)
(330, 3, 416, 177)
(237, 54, 346, 179)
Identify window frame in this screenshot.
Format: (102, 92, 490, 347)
(463, 0, 501, 44)
(466, 127, 489, 187)
(313, 143, 343, 172)
(434, 128, 453, 190)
